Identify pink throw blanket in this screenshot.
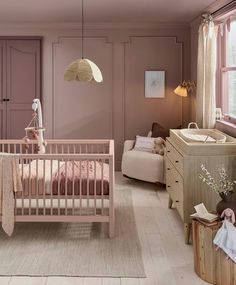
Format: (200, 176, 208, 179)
(19, 160, 109, 197)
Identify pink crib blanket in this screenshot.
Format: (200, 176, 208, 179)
(19, 160, 110, 197)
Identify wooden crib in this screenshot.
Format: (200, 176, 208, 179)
(0, 139, 115, 238)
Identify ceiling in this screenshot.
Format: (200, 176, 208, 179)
(0, 0, 218, 24)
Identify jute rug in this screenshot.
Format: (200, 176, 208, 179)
(0, 188, 145, 277)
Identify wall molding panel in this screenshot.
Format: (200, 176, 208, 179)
(52, 36, 114, 140)
(124, 36, 184, 140)
(0, 24, 190, 169)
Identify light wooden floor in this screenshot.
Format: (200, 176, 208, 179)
(0, 172, 208, 285)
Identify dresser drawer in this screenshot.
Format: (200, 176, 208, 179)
(166, 140, 183, 175)
(175, 197, 184, 220)
(166, 159, 184, 219)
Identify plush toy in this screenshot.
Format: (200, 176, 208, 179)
(214, 208, 236, 262)
(152, 137, 166, 155)
(221, 208, 236, 224)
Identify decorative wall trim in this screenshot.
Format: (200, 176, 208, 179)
(0, 110, 3, 138)
(52, 36, 114, 139)
(8, 47, 38, 104)
(0, 45, 3, 100)
(123, 36, 184, 139)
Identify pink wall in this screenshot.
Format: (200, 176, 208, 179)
(190, 18, 200, 122)
(125, 36, 184, 138)
(53, 37, 113, 139)
(0, 23, 191, 169)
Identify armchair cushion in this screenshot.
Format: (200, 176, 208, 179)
(133, 136, 155, 153)
(122, 137, 165, 184)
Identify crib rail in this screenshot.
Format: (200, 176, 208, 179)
(0, 140, 115, 237)
(0, 139, 111, 155)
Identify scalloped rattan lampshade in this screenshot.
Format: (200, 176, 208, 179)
(64, 59, 103, 82)
(64, 0, 103, 83)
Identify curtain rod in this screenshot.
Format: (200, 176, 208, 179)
(211, 0, 236, 15)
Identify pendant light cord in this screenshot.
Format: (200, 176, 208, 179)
(81, 0, 84, 59)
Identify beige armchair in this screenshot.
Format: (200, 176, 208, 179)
(121, 140, 165, 184)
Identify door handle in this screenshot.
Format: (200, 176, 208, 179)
(2, 98, 10, 102)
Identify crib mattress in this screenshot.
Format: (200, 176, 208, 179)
(18, 160, 110, 197)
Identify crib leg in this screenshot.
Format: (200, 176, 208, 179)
(109, 219, 115, 238)
(109, 205, 115, 238)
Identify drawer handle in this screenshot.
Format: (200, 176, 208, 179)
(167, 150, 170, 153)
(175, 200, 179, 203)
(175, 180, 179, 183)
(167, 185, 171, 188)
(175, 160, 179, 163)
(167, 167, 170, 170)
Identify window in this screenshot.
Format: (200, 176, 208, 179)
(220, 18, 236, 120)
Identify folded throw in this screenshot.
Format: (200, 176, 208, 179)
(0, 153, 22, 236)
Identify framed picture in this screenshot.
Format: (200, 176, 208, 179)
(145, 71, 165, 98)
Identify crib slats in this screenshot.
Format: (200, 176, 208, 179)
(43, 159, 46, 215)
(50, 158, 53, 215)
(65, 160, 68, 215)
(87, 159, 89, 215)
(21, 158, 24, 215)
(101, 159, 104, 216)
(36, 159, 39, 215)
(72, 160, 75, 215)
(0, 140, 114, 237)
(79, 160, 82, 215)
(29, 159, 31, 215)
(94, 159, 97, 215)
(57, 159, 60, 216)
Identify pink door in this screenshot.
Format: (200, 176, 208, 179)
(6, 39, 41, 139)
(0, 40, 6, 139)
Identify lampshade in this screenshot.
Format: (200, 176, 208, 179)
(174, 85, 188, 97)
(64, 59, 103, 82)
(64, 0, 103, 83)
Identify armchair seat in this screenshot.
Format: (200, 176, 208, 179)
(121, 140, 165, 184)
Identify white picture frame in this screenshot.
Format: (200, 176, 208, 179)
(145, 71, 165, 98)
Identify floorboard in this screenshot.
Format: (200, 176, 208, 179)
(9, 277, 47, 285)
(102, 278, 121, 285)
(46, 277, 84, 285)
(0, 277, 11, 285)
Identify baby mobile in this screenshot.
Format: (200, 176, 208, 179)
(23, 99, 46, 154)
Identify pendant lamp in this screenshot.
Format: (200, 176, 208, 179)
(64, 0, 103, 83)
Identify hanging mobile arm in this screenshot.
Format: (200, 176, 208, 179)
(23, 99, 46, 153)
(32, 99, 45, 154)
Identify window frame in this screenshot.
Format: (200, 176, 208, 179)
(218, 17, 236, 123)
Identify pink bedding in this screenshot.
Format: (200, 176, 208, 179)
(18, 160, 110, 197)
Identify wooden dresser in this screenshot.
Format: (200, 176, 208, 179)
(165, 129, 236, 244)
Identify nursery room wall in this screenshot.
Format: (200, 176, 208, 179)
(0, 23, 191, 169)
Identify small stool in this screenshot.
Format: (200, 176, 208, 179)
(192, 219, 236, 285)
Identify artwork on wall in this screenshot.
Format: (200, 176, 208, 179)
(145, 71, 165, 98)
